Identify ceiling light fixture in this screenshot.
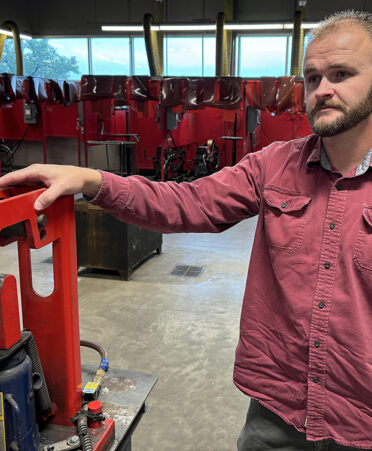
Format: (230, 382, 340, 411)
(101, 22, 319, 33)
(0, 28, 32, 40)
(225, 24, 283, 30)
(159, 24, 216, 31)
(101, 25, 148, 32)
(283, 22, 318, 29)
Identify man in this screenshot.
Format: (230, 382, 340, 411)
(1, 10, 372, 450)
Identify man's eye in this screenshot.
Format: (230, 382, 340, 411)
(307, 75, 320, 84)
(336, 71, 349, 79)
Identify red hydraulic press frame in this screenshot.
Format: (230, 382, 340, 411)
(0, 186, 81, 425)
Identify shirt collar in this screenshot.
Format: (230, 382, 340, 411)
(320, 147, 332, 171)
(321, 146, 372, 176)
(306, 136, 372, 176)
(355, 147, 372, 176)
(306, 136, 322, 166)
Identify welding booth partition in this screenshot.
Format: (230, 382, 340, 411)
(0, 73, 311, 175)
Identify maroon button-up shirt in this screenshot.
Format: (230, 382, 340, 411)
(92, 134, 372, 448)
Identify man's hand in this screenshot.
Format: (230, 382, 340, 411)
(0, 164, 102, 211)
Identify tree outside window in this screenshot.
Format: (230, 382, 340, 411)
(0, 38, 85, 80)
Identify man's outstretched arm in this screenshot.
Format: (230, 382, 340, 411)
(0, 164, 102, 211)
(0, 151, 264, 234)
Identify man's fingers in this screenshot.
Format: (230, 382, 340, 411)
(0, 165, 44, 188)
(0, 171, 28, 188)
(34, 184, 63, 211)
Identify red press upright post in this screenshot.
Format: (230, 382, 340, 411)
(0, 187, 81, 426)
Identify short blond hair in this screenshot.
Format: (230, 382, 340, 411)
(308, 10, 372, 42)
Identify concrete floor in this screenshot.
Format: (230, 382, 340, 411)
(1, 215, 258, 451)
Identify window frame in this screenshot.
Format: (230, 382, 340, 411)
(90, 36, 131, 76)
(235, 32, 293, 78)
(163, 32, 216, 77)
(21, 31, 302, 79)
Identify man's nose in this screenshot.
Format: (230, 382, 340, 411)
(315, 78, 335, 100)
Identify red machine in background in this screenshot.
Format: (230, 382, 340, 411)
(78, 75, 311, 180)
(0, 187, 115, 450)
(0, 73, 312, 180)
(0, 75, 79, 168)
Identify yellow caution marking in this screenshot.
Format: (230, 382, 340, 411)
(83, 382, 98, 393)
(0, 392, 6, 451)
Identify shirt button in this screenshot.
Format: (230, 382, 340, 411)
(329, 223, 336, 230)
(281, 202, 287, 208)
(314, 340, 320, 348)
(324, 262, 331, 269)
(336, 184, 344, 191)
(313, 377, 319, 383)
(318, 301, 325, 309)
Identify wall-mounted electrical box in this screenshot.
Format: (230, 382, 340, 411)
(23, 103, 38, 124)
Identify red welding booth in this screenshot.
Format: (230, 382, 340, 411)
(0, 73, 312, 178)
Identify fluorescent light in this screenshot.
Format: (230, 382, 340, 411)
(101, 25, 145, 32)
(225, 24, 284, 30)
(226, 23, 318, 30)
(159, 25, 216, 31)
(0, 28, 32, 40)
(102, 24, 217, 32)
(283, 23, 319, 30)
(301, 23, 319, 29)
(101, 22, 319, 33)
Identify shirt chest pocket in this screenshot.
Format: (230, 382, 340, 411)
(353, 207, 372, 274)
(263, 188, 312, 254)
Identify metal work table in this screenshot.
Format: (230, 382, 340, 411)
(40, 365, 157, 451)
(85, 365, 158, 450)
(86, 140, 138, 176)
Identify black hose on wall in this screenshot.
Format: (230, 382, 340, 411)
(215, 12, 225, 77)
(143, 13, 159, 77)
(290, 10, 303, 76)
(155, 0, 164, 75)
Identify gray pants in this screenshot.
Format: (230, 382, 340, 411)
(237, 399, 370, 451)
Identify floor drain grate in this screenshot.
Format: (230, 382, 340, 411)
(170, 265, 205, 277)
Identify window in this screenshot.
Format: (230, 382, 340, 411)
(237, 36, 290, 77)
(132, 37, 150, 75)
(164, 36, 216, 77)
(164, 37, 203, 77)
(91, 38, 130, 75)
(0, 34, 309, 80)
(286, 36, 293, 75)
(165, 36, 203, 76)
(0, 38, 87, 80)
(0, 38, 24, 74)
(303, 33, 312, 56)
(47, 38, 88, 79)
(203, 37, 216, 76)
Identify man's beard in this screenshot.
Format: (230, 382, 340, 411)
(306, 84, 372, 137)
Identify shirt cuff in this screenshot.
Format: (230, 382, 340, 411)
(83, 169, 106, 203)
